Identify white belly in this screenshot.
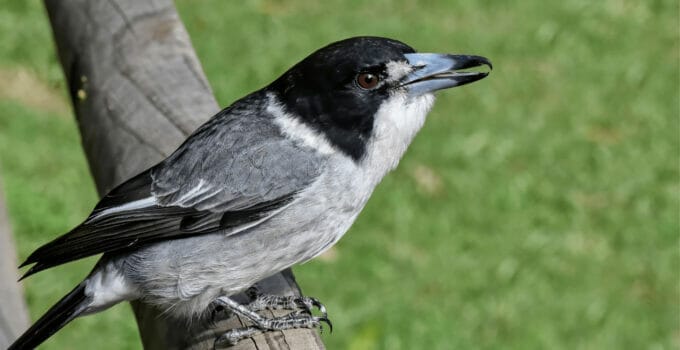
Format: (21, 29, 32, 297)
(122, 154, 371, 317)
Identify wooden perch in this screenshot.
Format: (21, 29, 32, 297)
(43, 0, 325, 348)
(0, 183, 30, 349)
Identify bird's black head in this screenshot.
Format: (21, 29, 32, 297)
(268, 36, 491, 160)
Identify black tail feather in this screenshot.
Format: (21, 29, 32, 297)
(8, 283, 91, 350)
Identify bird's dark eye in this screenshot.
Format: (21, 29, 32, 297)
(356, 72, 380, 90)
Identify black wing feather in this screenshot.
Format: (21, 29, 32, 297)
(20, 192, 294, 279)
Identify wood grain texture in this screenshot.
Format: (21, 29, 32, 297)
(43, 0, 325, 348)
(0, 183, 30, 349)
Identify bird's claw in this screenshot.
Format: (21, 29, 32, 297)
(294, 296, 328, 318)
(213, 312, 331, 348)
(211, 292, 332, 348)
(317, 315, 333, 333)
(245, 286, 328, 318)
(214, 326, 259, 348)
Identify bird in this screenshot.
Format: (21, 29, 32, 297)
(9, 36, 491, 349)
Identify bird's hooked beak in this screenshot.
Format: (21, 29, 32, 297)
(401, 53, 492, 95)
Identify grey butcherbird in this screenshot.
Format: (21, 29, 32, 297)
(10, 36, 491, 349)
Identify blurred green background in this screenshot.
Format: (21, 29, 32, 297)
(0, 0, 678, 349)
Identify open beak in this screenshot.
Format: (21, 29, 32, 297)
(401, 53, 492, 95)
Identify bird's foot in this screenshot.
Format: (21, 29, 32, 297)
(245, 286, 328, 316)
(211, 294, 331, 348)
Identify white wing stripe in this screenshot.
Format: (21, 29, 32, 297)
(87, 197, 158, 222)
(171, 179, 209, 205)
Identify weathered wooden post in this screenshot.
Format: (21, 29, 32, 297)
(0, 185, 30, 349)
(42, 0, 325, 348)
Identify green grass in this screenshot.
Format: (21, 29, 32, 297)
(0, 0, 678, 349)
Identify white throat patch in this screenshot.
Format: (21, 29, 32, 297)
(362, 93, 435, 180)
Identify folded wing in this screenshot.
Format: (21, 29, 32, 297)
(20, 96, 325, 279)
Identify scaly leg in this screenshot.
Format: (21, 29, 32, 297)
(244, 286, 328, 317)
(212, 296, 331, 348)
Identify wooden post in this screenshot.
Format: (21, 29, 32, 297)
(0, 184, 30, 349)
(43, 0, 325, 348)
